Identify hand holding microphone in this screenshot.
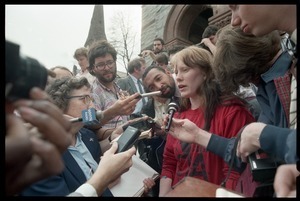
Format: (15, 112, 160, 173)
(69, 108, 103, 126)
(165, 100, 179, 132)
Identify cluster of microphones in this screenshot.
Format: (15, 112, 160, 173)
(69, 95, 179, 153)
(69, 108, 103, 126)
(69, 91, 179, 132)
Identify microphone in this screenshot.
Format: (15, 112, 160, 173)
(165, 100, 179, 132)
(69, 108, 103, 126)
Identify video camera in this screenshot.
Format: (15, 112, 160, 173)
(6, 40, 48, 101)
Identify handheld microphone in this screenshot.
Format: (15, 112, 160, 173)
(165, 101, 179, 132)
(135, 91, 162, 99)
(69, 108, 103, 126)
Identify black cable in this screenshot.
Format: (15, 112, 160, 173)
(155, 137, 166, 168)
(220, 125, 246, 187)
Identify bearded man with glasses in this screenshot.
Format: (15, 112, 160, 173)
(88, 40, 141, 129)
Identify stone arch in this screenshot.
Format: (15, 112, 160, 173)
(163, 5, 213, 49)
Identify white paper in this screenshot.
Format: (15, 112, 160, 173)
(215, 188, 244, 197)
(109, 154, 160, 197)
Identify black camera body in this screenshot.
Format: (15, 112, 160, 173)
(248, 150, 278, 182)
(6, 40, 48, 101)
(116, 126, 141, 153)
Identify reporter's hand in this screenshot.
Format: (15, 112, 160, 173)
(110, 93, 140, 116)
(274, 164, 299, 197)
(13, 87, 72, 153)
(88, 142, 136, 195)
(110, 116, 149, 139)
(6, 114, 33, 171)
(236, 122, 266, 162)
(143, 177, 156, 195)
(6, 87, 72, 196)
(63, 114, 83, 134)
(141, 50, 152, 58)
(200, 38, 216, 55)
(162, 117, 198, 143)
(200, 38, 212, 46)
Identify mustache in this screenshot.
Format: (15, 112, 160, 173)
(102, 70, 114, 73)
(160, 85, 169, 92)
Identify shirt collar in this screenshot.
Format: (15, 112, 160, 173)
(95, 78, 120, 92)
(260, 51, 293, 83)
(291, 29, 297, 45)
(155, 99, 171, 107)
(129, 74, 139, 83)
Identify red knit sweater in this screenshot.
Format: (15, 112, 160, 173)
(161, 102, 255, 190)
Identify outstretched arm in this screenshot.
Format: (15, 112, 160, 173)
(72, 142, 136, 196)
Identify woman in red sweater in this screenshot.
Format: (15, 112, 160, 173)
(159, 46, 255, 196)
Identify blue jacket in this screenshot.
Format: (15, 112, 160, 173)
(20, 127, 113, 196)
(207, 51, 297, 167)
(257, 51, 292, 127)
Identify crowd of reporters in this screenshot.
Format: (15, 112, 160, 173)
(5, 4, 298, 197)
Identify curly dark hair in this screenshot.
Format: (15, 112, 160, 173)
(87, 40, 117, 70)
(46, 76, 90, 112)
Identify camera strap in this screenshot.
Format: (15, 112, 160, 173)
(220, 125, 246, 187)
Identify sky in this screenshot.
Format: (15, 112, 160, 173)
(5, 5, 142, 73)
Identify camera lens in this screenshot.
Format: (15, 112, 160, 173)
(6, 40, 48, 101)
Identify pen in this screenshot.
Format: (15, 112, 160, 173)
(136, 91, 162, 99)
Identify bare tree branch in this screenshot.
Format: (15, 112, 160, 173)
(107, 10, 138, 74)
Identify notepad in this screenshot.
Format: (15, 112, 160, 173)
(109, 154, 160, 197)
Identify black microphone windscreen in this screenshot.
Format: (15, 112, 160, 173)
(165, 101, 179, 131)
(168, 101, 179, 113)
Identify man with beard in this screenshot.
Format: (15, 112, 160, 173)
(141, 38, 168, 66)
(137, 65, 180, 196)
(87, 40, 140, 129)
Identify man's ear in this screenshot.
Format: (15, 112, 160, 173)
(165, 69, 172, 77)
(88, 67, 95, 76)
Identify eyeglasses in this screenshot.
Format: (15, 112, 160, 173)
(94, 60, 115, 70)
(65, 95, 93, 105)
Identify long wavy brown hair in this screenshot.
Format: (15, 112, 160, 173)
(172, 45, 247, 130)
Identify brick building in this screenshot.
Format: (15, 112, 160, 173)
(140, 5, 231, 53)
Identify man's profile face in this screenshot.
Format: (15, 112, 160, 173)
(143, 68, 175, 98)
(229, 5, 277, 37)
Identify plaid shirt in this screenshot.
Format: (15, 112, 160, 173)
(257, 51, 293, 128)
(91, 79, 129, 129)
